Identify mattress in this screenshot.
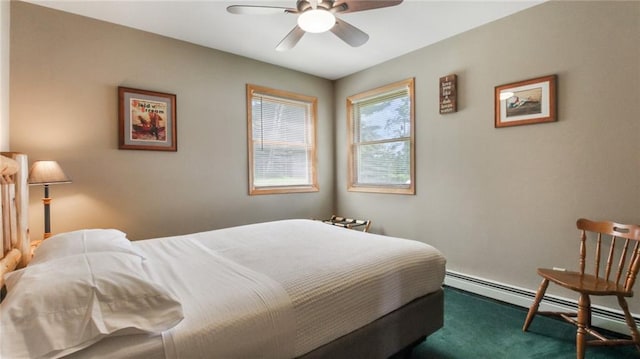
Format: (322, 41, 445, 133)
(68, 219, 445, 358)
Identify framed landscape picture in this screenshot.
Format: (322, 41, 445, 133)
(118, 87, 177, 151)
(494, 75, 557, 128)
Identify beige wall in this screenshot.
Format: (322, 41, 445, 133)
(10, 2, 335, 240)
(335, 1, 640, 310)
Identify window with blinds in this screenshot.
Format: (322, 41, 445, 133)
(347, 78, 415, 194)
(247, 84, 318, 195)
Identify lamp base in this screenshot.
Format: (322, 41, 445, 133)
(42, 185, 52, 240)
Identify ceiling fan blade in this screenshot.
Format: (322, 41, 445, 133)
(226, 5, 295, 15)
(330, 18, 369, 47)
(333, 0, 403, 14)
(276, 26, 306, 51)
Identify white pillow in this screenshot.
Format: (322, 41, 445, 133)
(1, 252, 183, 359)
(31, 229, 144, 265)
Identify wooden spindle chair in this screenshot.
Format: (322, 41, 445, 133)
(522, 218, 640, 359)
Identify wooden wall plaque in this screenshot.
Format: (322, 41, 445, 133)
(439, 74, 457, 114)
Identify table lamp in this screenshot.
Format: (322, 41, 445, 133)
(28, 160, 71, 239)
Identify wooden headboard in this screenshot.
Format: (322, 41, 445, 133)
(0, 152, 30, 287)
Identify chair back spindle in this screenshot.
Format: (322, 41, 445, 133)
(614, 238, 630, 286)
(625, 242, 640, 291)
(604, 236, 616, 282)
(579, 229, 587, 275)
(594, 232, 602, 281)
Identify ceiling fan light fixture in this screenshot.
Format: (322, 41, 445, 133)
(297, 9, 336, 33)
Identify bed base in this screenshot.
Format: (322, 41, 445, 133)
(298, 288, 444, 359)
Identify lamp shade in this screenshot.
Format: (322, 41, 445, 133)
(28, 161, 72, 185)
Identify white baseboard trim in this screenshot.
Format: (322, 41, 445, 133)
(444, 270, 639, 336)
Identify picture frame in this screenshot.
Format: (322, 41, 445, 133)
(494, 75, 557, 128)
(118, 87, 177, 151)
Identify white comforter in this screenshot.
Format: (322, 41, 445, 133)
(71, 219, 446, 358)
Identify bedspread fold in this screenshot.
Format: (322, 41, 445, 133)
(138, 236, 295, 359)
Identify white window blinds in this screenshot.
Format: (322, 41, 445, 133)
(247, 85, 318, 195)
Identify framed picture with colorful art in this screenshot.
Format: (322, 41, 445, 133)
(118, 87, 177, 151)
(494, 75, 557, 128)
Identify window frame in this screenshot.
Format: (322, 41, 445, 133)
(246, 84, 319, 195)
(346, 78, 415, 194)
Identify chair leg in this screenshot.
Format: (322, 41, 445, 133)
(617, 296, 640, 352)
(523, 278, 549, 332)
(576, 294, 590, 359)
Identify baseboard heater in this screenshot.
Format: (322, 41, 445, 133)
(444, 270, 639, 335)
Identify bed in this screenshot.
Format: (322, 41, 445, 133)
(0, 152, 446, 359)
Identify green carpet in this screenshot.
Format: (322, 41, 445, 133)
(411, 287, 639, 359)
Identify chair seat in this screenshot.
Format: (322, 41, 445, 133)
(537, 268, 633, 297)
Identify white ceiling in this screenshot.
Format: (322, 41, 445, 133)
(25, 0, 543, 80)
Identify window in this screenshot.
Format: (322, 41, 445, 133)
(247, 84, 318, 195)
(347, 78, 415, 194)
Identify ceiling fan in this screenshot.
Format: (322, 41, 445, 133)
(227, 0, 403, 51)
